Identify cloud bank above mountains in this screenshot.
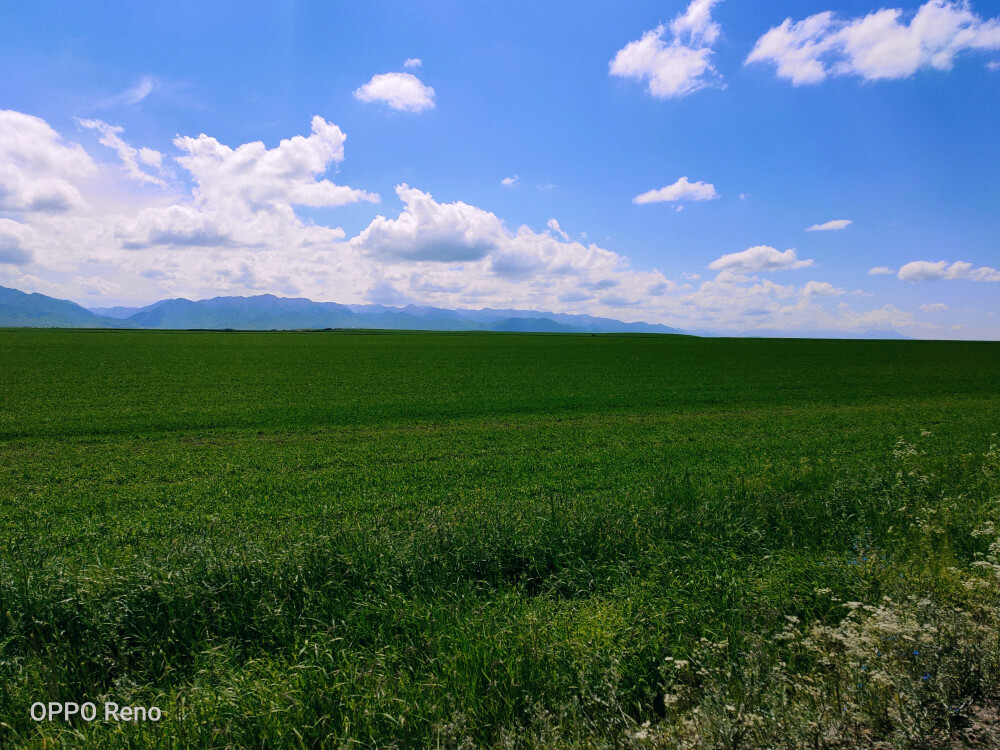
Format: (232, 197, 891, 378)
(0, 107, 985, 338)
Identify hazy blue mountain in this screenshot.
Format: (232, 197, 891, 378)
(454, 307, 683, 334)
(121, 295, 358, 330)
(87, 306, 145, 319)
(490, 317, 574, 333)
(0, 286, 131, 328)
(0, 285, 695, 334)
(0, 285, 921, 338)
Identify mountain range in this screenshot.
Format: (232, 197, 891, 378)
(0, 286, 686, 335)
(0, 286, 915, 338)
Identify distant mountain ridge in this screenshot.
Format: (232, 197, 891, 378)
(0, 286, 687, 335)
(0, 286, 131, 329)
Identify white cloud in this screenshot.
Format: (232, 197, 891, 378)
(747, 1, 1000, 85)
(346, 184, 678, 311)
(708, 245, 814, 274)
(834, 302, 924, 331)
(117, 116, 376, 250)
(801, 280, 844, 296)
(0, 110, 96, 213)
(920, 302, 949, 312)
(174, 116, 375, 213)
(672, 0, 724, 45)
(989, 60, 1000, 70)
(124, 76, 157, 105)
(354, 72, 436, 112)
(501, 175, 519, 187)
(806, 218, 852, 231)
(868, 266, 895, 275)
(547, 218, 570, 240)
(898, 259, 1000, 281)
(76, 275, 121, 296)
(609, 0, 725, 98)
(633, 176, 719, 204)
(403, 58, 422, 69)
(138, 148, 163, 169)
(352, 185, 505, 261)
(117, 205, 240, 250)
(77, 119, 166, 187)
(0, 219, 34, 265)
(670, 273, 920, 335)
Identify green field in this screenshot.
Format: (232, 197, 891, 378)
(1, 329, 999, 748)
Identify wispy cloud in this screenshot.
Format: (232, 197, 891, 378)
(807, 219, 851, 231)
(610, 0, 725, 98)
(123, 76, 157, 104)
(77, 119, 167, 187)
(546, 218, 570, 241)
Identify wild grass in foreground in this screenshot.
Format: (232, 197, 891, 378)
(0, 331, 998, 747)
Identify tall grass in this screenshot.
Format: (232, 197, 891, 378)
(2, 433, 998, 747)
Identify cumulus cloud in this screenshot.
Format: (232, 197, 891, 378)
(834, 302, 924, 331)
(807, 219, 852, 231)
(609, 0, 725, 98)
(354, 72, 436, 112)
(672, 267, 942, 336)
(898, 259, 1000, 281)
(344, 184, 680, 312)
(176, 116, 373, 212)
(0, 110, 96, 212)
(708, 245, 814, 274)
(868, 266, 895, 275)
(801, 280, 845, 296)
(117, 116, 376, 250)
(0, 115, 515, 314)
(0, 219, 34, 265)
(633, 176, 719, 204)
(77, 119, 166, 187)
(351, 185, 504, 262)
(117, 205, 240, 250)
(747, 1, 1000, 85)
(501, 175, 519, 187)
(920, 302, 949, 312)
(403, 58, 422, 69)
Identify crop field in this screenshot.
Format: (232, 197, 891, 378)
(1, 329, 999, 748)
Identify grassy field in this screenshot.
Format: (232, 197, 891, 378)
(1, 329, 999, 748)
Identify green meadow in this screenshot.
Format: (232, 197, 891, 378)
(1, 329, 999, 748)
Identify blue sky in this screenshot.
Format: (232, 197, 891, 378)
(1, 0, 998, 337)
